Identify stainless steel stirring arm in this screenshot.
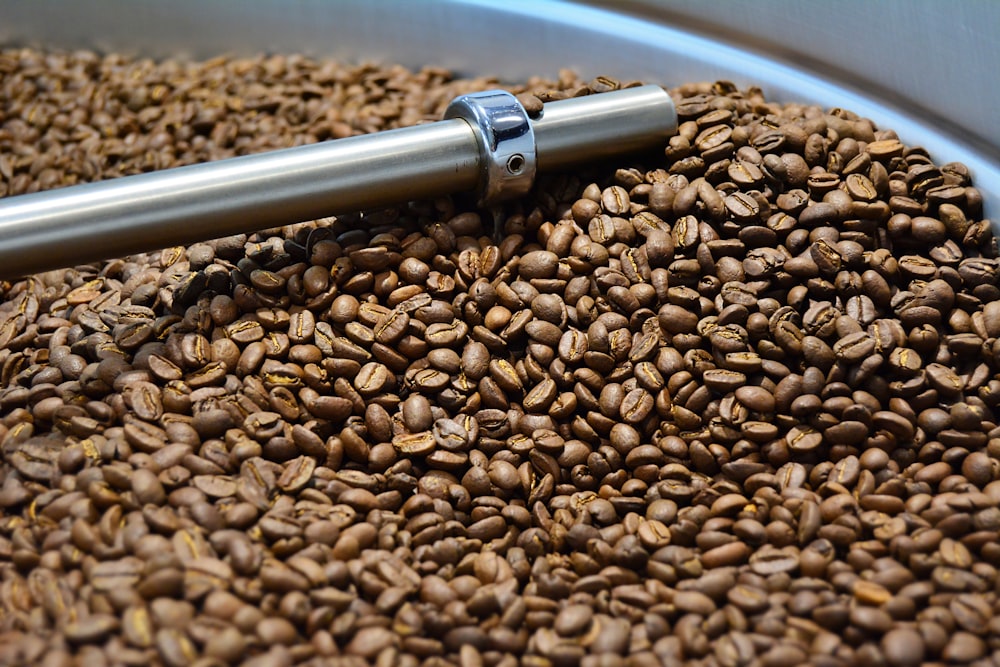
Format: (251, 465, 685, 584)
(0, 85, 676, 278)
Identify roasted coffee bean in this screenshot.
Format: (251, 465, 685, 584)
(881, 627, 925, 667)
(2, 48, 998, 667)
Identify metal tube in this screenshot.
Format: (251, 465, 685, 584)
(0, 121, 481, 277)
(533, 85, 676, 171)
(0, 85, 676, 278)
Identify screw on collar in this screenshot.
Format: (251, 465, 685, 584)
(445, 90, 536, 207)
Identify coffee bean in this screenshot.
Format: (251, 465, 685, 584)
(204, 627, 247, 663)
(468, 515, 506, 541)
(602, 186, 631, 215)
(851, 605, 894, 634)
(354, 361, 393, 396)
(942, 632, 987, 662)
(734, 385, 775, 413)
(725, 191, 762, 222)
(227, 319, 265, 344)
(64, 615, 120, 644)
(4, 48, 1000, 667)
(880, 627, 925, 667)
(620, 388, 654, 423)
(132, 468, 167, 505)
(520, 251, 559, 279)
(727, 585, 769, 614)
(393, 431, 436, 456)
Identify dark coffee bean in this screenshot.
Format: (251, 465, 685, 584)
(850, 605, 894, 634)
(620, 388, 654, 424)
(204, 627, 247, 663)
(558, 329, 588, 363)
(734, 385, 775, 413)
(520, 251, 559, 280)
(727, 585, 769, 614)
(749, 547, 799, 575)
(942, 632, 986, 662)
(725, 192, 762, 222)
(277, 455, 315, 493)
(64, 615, 120, 644)
(227, 319, 265, 344)
(373, 309, 409, 345)
(602, 186, 631, 215)
(132, 468, 167, 505)
(949, 593, 991, 633)
(393, 431, 436, 456)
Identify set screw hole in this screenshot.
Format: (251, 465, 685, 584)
(506, 154, 525, 175)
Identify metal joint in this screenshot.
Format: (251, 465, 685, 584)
(445, 90, 536, 206)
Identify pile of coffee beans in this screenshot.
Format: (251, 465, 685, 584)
(1, 47, 999, 667)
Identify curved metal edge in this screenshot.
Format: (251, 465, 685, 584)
(445, 90, 536, 206)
